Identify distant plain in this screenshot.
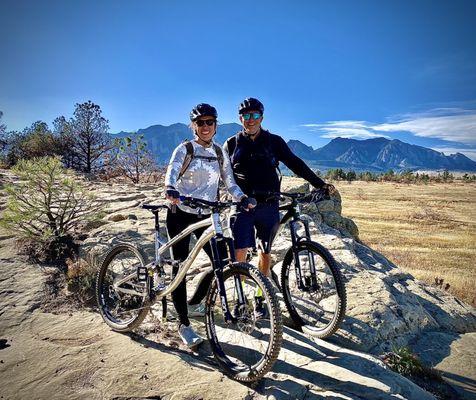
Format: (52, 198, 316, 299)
(285, 178, 476, 306)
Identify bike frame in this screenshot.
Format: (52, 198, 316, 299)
(114, 205, 245, 323)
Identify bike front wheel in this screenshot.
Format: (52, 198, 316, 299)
(96, 244, 150, 332)
(281, 241, 346, 338)
(205, 262, 283, 382)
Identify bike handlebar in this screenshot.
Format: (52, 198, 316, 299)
(180, 196, 241, 209)
(252, 189, 329, 203)
(142, 204, 169, 211)
(142, 196, 251, 212)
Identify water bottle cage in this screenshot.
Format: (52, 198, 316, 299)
(137, 266, 148, 282)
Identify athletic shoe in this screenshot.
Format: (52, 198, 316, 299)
(254, 296, 268, 320)
(178, 324, 204, 349)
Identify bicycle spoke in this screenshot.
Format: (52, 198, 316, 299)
(283, 244, 344, 336)
(206, 264, 282, 381)
(97, 245, 149, 329)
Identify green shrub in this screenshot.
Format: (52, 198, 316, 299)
(381, 346, 455, 399)
(1, 156, 102, 262)
(382, 347, 424, 376)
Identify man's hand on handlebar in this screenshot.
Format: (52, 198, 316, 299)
(323, 183, 337, 196)
(309, 184, 336, 203)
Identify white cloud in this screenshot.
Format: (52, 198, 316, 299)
(302, 121, 369, 129)
(376, 112, 476, 145)
(320, 128, 389, 139)
(301, 108, 476, 145)
(301, 121, 389, 139)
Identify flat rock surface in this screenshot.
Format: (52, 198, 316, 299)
(412, 332, 476, 400)
(1, 233, 439, 400)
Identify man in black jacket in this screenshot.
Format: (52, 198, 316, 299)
(224, 97, 335, 316)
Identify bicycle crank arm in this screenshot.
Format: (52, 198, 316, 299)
(111, 285, 146, 297)
(113, 272, 136, 288)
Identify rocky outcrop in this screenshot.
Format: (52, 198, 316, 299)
(2, 171, 474, 399)
(81, 180, 476, 354)
(0, 234, 441, 400)
(81, 178, 476, 356)
(288, 182, 359, 239)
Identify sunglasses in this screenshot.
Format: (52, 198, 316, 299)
(195, 119, 216, 127)
(242, 112, 262, 121)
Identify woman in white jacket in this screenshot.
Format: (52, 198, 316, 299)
(164, 103, 254, 348)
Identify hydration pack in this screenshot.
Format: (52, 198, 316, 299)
(178, 140, 225, 179)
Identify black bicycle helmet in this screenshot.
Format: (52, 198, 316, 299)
(190, 103, 218, 121)
(239, 97, 264, 114)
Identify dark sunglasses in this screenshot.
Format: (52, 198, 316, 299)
(195, 119, 216, 127)
(242, 112, 262, 121)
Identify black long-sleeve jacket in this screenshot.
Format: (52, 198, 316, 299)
(224, 129, 325, 200)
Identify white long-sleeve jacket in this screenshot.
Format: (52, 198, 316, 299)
(165, 140, 244, 214)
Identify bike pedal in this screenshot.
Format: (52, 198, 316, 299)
(137, 266, 148, 282)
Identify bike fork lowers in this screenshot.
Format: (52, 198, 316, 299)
(210, 237, 245, 323)
(290, 220, 318, 291)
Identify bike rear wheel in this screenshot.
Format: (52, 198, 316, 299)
(205, 262, 283, 382)
(96, 244, 150, 332)
(281, 241, 346, 338)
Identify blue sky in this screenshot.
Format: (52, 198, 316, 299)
(1, 0, 475, 159)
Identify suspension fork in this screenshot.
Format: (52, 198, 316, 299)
(301, 219, 318, 287)
(154, 212, 168, 319)
(289, 220, 305, 291)
(227, 237, 247, 314)
(290, 218, 318, 290)
(210, 237, 237, 324)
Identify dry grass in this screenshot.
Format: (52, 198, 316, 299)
(338, 180, 476, 306)
(283, 177, 476, 306)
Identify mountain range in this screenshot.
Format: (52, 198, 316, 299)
(287, 137, 476, 172)
(115, 123, 476, 172)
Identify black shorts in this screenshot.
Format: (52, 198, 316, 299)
(232, 203, 280, 253)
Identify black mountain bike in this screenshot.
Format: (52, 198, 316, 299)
(252, 189, 346, 339)
(95, 197, 282, 382)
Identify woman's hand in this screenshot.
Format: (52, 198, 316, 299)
(166, 189, 181, 205)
